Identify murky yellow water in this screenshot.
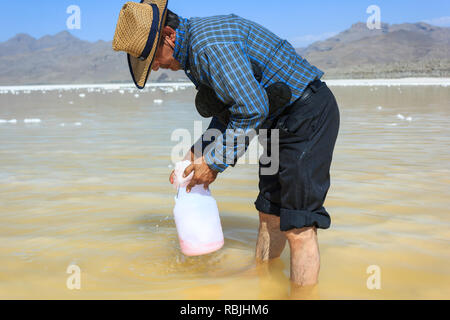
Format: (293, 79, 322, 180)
(0, 84, 449, 299)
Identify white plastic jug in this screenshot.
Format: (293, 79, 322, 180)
(172, 160, 224, 256)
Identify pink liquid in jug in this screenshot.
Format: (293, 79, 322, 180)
(172, 161, 224, 256)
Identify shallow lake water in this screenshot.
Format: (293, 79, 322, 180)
(0, 84, 449, 299)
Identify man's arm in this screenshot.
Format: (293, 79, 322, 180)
(188, 117, 227, 161)
(172, 117, 226, 188)
(199, 43, 270, 172)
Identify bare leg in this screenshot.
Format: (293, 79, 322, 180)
(284, 227, 320, 286)
(255, 212, 287, 262)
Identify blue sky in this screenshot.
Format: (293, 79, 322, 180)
(1, 0, 449, 47)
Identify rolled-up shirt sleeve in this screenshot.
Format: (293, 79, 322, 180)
(199, 43, 269, 172)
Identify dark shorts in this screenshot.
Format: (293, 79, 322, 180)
(255, 81, 340, 232)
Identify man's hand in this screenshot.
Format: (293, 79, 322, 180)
(169, 150, 195, 185)
(184, 156, 218, 193)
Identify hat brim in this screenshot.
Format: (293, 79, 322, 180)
(127, 0, 168, 89)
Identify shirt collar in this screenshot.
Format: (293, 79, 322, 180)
(172, 16, 190, 71)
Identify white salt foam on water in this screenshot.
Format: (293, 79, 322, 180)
(154, 99, 163, 104)
(24, 119, 41, 123)
(1, 78, 446, 94)
(0, 82, 191, 92)
(396, 114, 413, 122)
(1, 119, 18, 124)
(325, 78, 450, 87)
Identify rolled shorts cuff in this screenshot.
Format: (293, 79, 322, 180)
(255, 194, 281, 217)
(280, 208, 331, 232)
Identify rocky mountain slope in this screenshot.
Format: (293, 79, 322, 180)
(297, 22, 450, 78)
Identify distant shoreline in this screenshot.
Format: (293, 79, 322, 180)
(0, 78, 449, 92)
(0, 82, 195, 92)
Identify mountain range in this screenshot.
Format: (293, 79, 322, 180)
(297, 22, 450, 78)
(0, 21, 448, 85)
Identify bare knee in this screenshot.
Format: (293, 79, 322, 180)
(284, 226, 320, 286)
(284, 226, 317, 244)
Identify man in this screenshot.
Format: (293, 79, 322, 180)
(113, 0, 340, 287)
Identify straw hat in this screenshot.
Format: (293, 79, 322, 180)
(113, 0, 168, 89)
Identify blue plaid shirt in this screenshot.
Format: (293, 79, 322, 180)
(173, 14, 324, 172)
